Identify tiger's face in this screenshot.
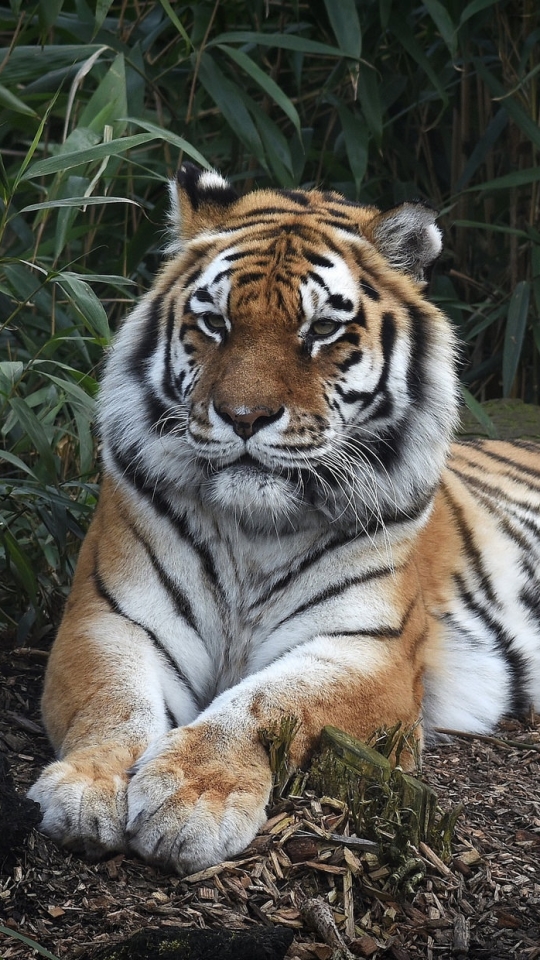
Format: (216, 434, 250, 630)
(101, 165, 458, 534)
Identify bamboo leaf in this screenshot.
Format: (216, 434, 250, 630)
(157, 0, 191, 49)
(423, 0, 457, 55)
(197, 53, 266, 168)
(1, 529, 38, 603)
(22, 133, 159, 180)
(322, 0, 362, 60)
(209, 31, 349, 58)
(125, 119, 210, 168)
(458, 0, 499, 28)
(503, 281, 530, 397)
(388, 12, 448, 105)
(357, 65, 382, 147)
(217, 44, 301, 135)
(464, 166, 540, 192)
(8, 397, 57, 479)
(56, 274, 111, 342)
(0, 82, 37, 117)
(460, 386, 498, 439)
(0, 924, 60, 960)
(454, 108, 508, 192)
(94, 0, 114, 32)
(475, 58, 540, 151)
(338, 106, 368, 194)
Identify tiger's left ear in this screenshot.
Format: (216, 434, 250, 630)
(169, 162, 239, 242)
(365, 203, 442, 281)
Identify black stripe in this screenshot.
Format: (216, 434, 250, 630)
(145, 390, 177, 436)
(336, 349, 363, 374)
(406, 305, 431, 403)
(440, 480, 498, 605)
(279, 189, 310, 206)
(108, 443, 226, 606)
(131, 297, 162, 379)
(306, 252, 333, 269)
(453, 573, 529, 715)
(336, 311, 395, 411)
(235, 272, 266, 286)
(360, 280, 380, 301)
(324, 594, 419, 639)
(326, 220, 359, 234)
(459, 441, 540, 487)
(328, 293, 353, 312)
(275, 563, 400, 630)
(93, 567, 203, 710)
(122, 514, 199, 633)
(448, 462, 540, 521)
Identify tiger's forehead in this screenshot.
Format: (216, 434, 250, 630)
(189, 235, 361, 321)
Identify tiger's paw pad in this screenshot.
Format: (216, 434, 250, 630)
(28, 752, 131, 858)
(125, 726, 272, 874)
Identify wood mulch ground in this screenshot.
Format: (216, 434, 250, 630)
(1, 643, 540, 960)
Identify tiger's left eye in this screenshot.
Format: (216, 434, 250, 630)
(310, 319, 341, 338)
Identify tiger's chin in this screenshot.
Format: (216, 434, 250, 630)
(201, 461, 305, 532)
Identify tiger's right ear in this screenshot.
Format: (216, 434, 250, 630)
(169, 162, 239, 242)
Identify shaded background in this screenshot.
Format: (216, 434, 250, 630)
(0, 0, 539, 639)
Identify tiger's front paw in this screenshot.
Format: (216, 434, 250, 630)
(28, 745, 137, 858)
(126, 724, 273, 874)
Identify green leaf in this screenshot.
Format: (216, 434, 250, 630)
(197, 53, 266, 168)
(94, 0, 114, 32)
(503, 281, 530, 397)
(157, 0, 191, 50)
(423, 0, 457, 56)
(38, 0, 64, 32)
(22, 133, 158, 180)
(209, 31, 349, 59)
(56, 274, 111, 341)
(380, 0, 392, 29)
(460, 386, 498, 439)
(0, 82, 37, 117)
(322, 0, 362, 60)
(19, 196, 140, 214)
(458, 0, 498, 28)
(464, 165, 540, 192)
(78, 53, 127, 137)
(454, 108, 508, 192)
(125, 119, 210, 168)
(0, 924, 60, 960)
(217, 44, 301, 136)
(0, 449, 39, 480)
(1, 529, 38, 603)
(357, 65, 382, 147)
(8, 397, 57, 479)
(338, 106, 368, 194)
(389, 13, 448, 106)
(475, 58, 540, 152)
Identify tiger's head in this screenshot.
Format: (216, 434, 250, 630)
(100, 164, 458, 534)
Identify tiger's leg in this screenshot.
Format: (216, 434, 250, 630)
(28, 537, 197, 858)
(126, 621, 425, 874)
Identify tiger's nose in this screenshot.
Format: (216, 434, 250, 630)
(214, 402, 284, 439)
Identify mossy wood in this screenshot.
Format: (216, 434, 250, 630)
(309, 725, 462, 891)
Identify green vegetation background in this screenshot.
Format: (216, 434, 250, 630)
(1, 0, 539, 639)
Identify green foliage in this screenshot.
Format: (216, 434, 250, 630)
(0, 0, 539, 635)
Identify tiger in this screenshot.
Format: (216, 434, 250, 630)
(28, 163, 540, 875)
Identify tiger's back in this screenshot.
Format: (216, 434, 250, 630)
(28, 165, 540, 874)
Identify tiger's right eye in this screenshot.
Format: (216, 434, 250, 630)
(201, 313, 227, 333)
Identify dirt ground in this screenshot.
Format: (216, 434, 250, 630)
(1, 642, 540, 960)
